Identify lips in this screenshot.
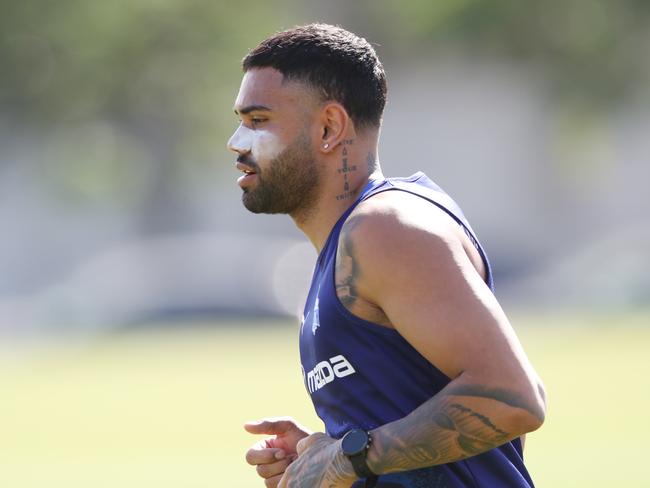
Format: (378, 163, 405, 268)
(236, 161, 259, 188)
(236, 162, 257, 175)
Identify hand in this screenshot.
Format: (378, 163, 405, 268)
(278, 433, 357, 488)
(244, 417, 311, 487)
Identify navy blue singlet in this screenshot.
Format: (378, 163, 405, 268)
(299, 172, 535, 488)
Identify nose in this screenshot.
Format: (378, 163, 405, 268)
(227, 124, 252, 155)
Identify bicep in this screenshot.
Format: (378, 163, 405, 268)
(358, 218, 532, 387)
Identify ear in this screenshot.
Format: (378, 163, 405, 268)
(318, 102, 352, 154)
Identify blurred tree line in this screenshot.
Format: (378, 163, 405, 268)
(371, 0, 650, 104)
(1, 0, 297, 232)
(1, 0, 648, 231)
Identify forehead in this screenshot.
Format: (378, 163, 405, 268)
(233, 67, 316, 114)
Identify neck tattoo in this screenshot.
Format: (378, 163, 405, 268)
(336, 139, 358, 201)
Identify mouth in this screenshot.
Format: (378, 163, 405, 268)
(236, 162, 258, 175)
(236, 162, 259, 187)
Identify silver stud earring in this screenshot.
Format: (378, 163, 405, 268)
(323, 143, 329, 149)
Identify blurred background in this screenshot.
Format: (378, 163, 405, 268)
(1, 1, 649, 487)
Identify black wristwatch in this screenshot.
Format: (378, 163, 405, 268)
(341, 429, 375, 479)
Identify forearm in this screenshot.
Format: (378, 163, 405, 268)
(366, 379, 544, 475)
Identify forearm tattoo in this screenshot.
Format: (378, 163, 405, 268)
(369, 384, 543, 474)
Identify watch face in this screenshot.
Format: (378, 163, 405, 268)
(341, 429, 368, 457)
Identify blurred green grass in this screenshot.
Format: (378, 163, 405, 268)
(2, 314, 649, 487)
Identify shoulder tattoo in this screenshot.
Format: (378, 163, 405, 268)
(335, 214, 364, 308)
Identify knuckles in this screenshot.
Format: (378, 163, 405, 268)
(296, 432, 331, 455)
(256, 458, 292, 479)
(256, 462, 278, 478)
(255, 432, 335, 487)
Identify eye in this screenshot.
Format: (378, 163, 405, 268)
(251, 117, 267, 125)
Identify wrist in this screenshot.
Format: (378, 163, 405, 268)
(340, 429, 377, 480)
(365, 430, 380, 476)
(335, 441, 359, 483)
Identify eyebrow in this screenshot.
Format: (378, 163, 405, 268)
(234, 104, 272, 115)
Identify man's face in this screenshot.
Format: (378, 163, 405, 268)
(228, 68, 321, 215)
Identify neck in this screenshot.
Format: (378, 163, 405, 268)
(290, 135, 383, 252)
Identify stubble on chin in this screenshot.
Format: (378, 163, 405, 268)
(240, 132, 320, 216)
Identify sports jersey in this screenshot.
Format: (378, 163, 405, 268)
(299, 172, 534, 487)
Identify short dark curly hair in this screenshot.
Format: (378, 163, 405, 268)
(242, 23, 387, 129)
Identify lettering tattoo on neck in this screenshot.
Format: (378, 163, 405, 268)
(336, 139, 358, 201)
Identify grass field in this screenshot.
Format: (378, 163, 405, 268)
(2, 314, 650, 487)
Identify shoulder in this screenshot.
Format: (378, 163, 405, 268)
(334, 189, 466, 328)
(336, 189, 500, 377)
(339, 189, 464, 262)
(335, 190, 473, 309)
(339, 189, 487, 285)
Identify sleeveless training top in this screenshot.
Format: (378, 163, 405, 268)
(299, 172, 535, 488)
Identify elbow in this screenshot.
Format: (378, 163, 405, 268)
(533, 379, 548, 428)
(518, 407, 544, 436)
(514, 379, 547, 435)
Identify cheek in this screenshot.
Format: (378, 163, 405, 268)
(252, 131, 284, 161)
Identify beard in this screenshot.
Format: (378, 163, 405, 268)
(241, 131, 320, 216)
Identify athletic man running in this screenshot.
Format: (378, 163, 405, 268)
(228, 23, 546, 488)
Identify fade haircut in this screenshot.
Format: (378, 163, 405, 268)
(242, 23, 387, 129)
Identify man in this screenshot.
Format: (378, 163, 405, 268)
(228, 24, 546, 488)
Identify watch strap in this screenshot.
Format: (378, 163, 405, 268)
(349, 449, 375, 479)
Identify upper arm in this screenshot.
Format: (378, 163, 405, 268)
(340, 193, 544, 413)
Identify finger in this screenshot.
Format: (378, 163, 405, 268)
(244, 418, 296, 436)
(296, 437, 307, 456)
(276, 472, 288, 488)
(296, 432, 327, 455)
(265, 474, 283, 488)
(256, 458, 292, 479)
(246, 447, 286, 465)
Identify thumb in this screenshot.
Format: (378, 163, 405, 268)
(244, 417, 296, 436)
